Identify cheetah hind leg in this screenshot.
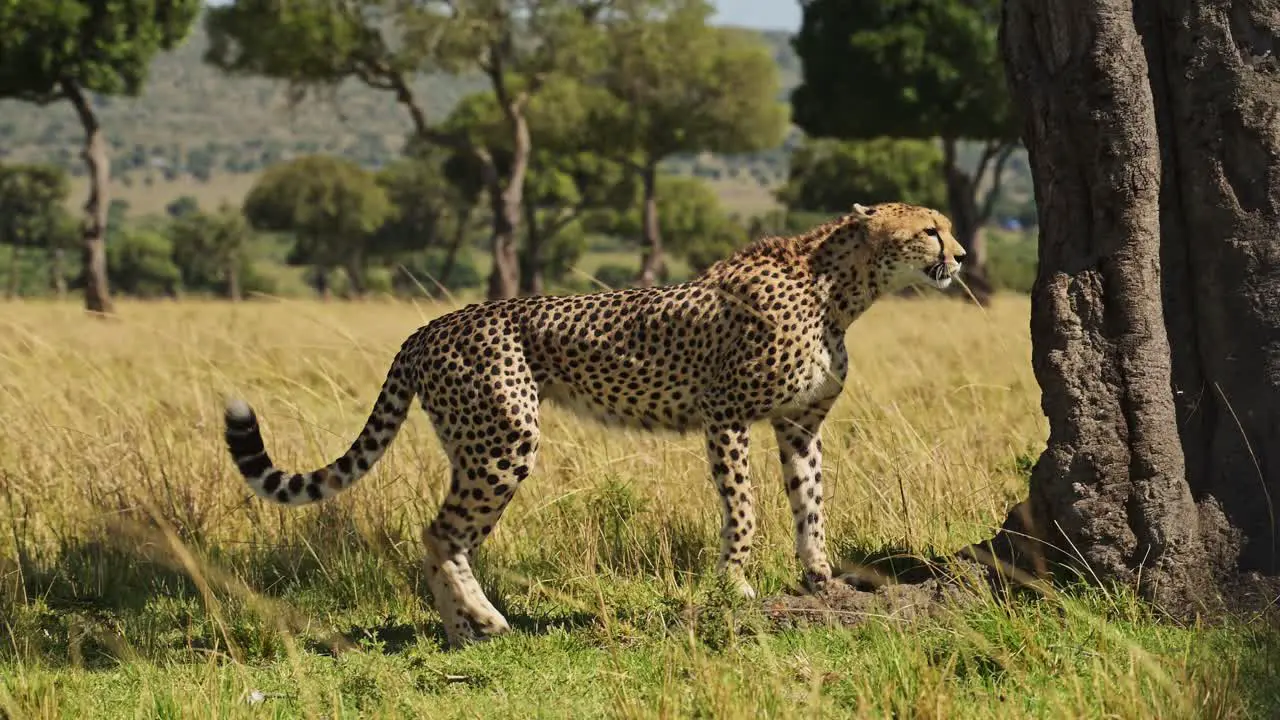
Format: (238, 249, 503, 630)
(422, 526, 511, 647)
(422, 433, 538, 647)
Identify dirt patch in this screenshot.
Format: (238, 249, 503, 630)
(761, 576, 980, 631)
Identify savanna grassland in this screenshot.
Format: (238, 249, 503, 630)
(1, 295, 1277, 718)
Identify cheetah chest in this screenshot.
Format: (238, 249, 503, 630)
(774, 340, 848, 415)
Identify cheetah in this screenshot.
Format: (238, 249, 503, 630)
(223, 201, 967, 648)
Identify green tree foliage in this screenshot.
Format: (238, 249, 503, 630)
(205, 0, 605, 300)
(106, 228, 181, 298)
(598, 174, 746, 277)
(169, 202, 253, 300)
(373, 142, 488, 295)
(777, 138, 946, 213)
(0, 0, 201, 313)
(242, 155, 392, 298)
(375, 159, 450, 256)
(790, 0, 1016, 303)
(165, 195, 200, 219)
(0, 163, 76, 297)
(442, 79, 636, 293)
(593, 0, 788, 286)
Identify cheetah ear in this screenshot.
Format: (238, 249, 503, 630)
(851, 203, 877, 219)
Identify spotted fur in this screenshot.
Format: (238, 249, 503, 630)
(223, 201, 967, 647)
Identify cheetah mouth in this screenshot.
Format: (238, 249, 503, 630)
(923, 262, 956, 289)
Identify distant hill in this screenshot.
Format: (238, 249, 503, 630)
(0, 19, 801, 187)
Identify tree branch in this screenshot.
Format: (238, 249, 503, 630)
(59, 78, 99, 136)
(542, 202, 588, 238)
(977, 141, 1017, 223)
(971, 140, 999, 190)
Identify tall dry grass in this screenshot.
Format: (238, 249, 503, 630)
(0, 294, 1041, 575)
(4, 295, 1269, 719)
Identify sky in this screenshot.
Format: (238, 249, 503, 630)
(710, 0, 800, 31)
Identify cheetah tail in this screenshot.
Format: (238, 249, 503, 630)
(222, 354, 415, 507)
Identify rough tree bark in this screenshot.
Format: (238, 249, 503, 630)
(344, 248, 367, 299)
(520, 189, 545, 296)
(634, 163, 664, 288)
(483, 141, 524, 301)
(62, 79, 114, 315)
(982, 0, 1280, 615)
(6, 246, 20, 300)
(51, 248, 68, 299)
(482, 59, 531, 301)
(226, 260, 241, 302)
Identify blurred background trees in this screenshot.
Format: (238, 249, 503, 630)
(0, 0, 1036, 304)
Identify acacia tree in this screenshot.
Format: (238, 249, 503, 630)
(0, 0, 201, 313)
(791, 0, 1017, 305)
(593, 0, 788, 286)
(243, 155, 392, 299)
(205, 0, 603, 300)
(443, 78, 635, 294)
(974, 0, 1280, 614)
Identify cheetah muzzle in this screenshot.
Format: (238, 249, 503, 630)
(222, 201, 969, 649)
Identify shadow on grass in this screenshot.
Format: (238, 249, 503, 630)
(2, 505, 606, 668)
(315, 604, 600, 657)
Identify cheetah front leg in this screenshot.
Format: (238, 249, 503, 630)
(705, 421, 758, 598)
(771, 401, 835, 591)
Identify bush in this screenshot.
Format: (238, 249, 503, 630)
(106, 229, 180, 297)
(778, 137, 947, 213)
(984, 227, 1037, 294)
(390, 250, 484, 296)
(591, 263, 635, 290)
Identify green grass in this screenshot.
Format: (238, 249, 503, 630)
(0, 296, 1275, 718)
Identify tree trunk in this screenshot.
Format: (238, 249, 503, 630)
(485, 163, 522, 301)
(483, 77, 533, 302)
(344, 249, 367, 299)
(437, 204, 472, 296)
(51, 248, 67, 300)
(226, 260, 241, 302)
(62, 79, 114, 316)
(520, 196, 545, 296)
(480, 98, 529, 302)
(6, 245, 19, 300)
(984, 0, 1280, 616)
(634, 164, 664, 288)
(940, 137, 994, 306)
(313, 266, 331, 301)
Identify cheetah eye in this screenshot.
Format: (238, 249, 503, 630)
(924, 228, 941, 239)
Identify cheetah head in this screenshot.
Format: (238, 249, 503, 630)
(852, 202, 967, 291)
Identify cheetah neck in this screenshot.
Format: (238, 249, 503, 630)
(807, 226, 882, 330)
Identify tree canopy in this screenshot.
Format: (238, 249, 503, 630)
(169, 202, 253, 300)
(0, 164, 71, 250)
(777, 138, 946, 214)
(592, 0, 789, 164)
(596, 174, 746, 276)
(243, 155, 392, 296)
(0, 0, 200, 102)
(790, 0, 1012, 143)
(206, 0, 608, 298)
